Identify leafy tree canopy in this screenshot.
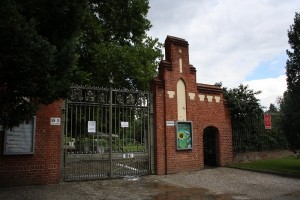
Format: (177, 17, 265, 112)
(217, 83, 263, 119)
(0, 0, 87, 127)
(281, 12, 300, 150)
(286, 12, 300, 94)
(74, 0, 162, 89)
(0, 0, 162, 128)
(266, 103, 278, 113)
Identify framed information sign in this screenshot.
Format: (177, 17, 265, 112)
(87, 121, 96, 133)
(3, 117, 36, 155)
(176, 121, 193, 150)
(264, 114, 272, 129)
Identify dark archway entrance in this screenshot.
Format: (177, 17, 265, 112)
(203, 126, 218, 167)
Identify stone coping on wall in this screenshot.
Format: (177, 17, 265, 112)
(165, 35, 189, 47)
(197, 83, 223, 94)
(232, 150, 294, 163)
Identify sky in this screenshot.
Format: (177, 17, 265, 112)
(147, 0, 300, 109)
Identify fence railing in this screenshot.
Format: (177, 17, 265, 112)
(232, 114, 288, 153)
(63, 86, 153, 181)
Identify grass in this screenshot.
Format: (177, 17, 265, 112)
(229, 156, 300, 175)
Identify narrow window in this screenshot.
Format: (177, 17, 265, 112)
(177, 79, 186, 121)
(179, 58, 183, 73)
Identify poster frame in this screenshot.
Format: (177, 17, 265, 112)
(176, 121, 193, 150)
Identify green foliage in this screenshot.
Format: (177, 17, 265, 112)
(281, 12, 300, 150)
(223, 84, 263, 119)
(232, 115, 288, 152)
(0, 0, 86, 128)
(0, 0, 162, 128)
(76, 1, 162, 89)
(267, 103, 278, 113)
(280, 92, 300, 150)
(220, 83, 287, 152)
(77, 36, 162, 89)
(90, 0, 151, 45)
(230, 156, 300, 175)
(113, 138, 145, 152)
(286, 13, 300, 94)
(95, 138, 108, 146)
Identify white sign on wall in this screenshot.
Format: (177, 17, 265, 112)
(166, 121, 175, 126)
(121, 121, 129, 128)
(4, 117, 36, 155)
(50, 118, 61, 125)
(88, 121, 96, 133)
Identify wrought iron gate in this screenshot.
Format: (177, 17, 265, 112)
(63, 86, 153, 181)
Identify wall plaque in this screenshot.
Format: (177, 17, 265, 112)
(4, 117, 36, 155)
(50, 117, 61, 125)
(166, 121, 175, 126)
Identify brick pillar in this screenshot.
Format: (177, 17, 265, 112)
(151, 78, 166, 175)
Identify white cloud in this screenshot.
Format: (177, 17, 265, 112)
(148, 0, 299, 107)
(244, 75, 287, 109)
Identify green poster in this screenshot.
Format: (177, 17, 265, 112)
(177, 121, 193, 150)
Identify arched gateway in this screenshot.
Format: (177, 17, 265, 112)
(151, 36, 233, 175)
(203, 126, 219, 167)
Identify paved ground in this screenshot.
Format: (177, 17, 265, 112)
(1, 168, 300, 200)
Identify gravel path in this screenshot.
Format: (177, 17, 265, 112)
(146, 167, 300, 199)
(0, 167, 299, 200)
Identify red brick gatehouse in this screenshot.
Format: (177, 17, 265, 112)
(151, 36, 233, 174)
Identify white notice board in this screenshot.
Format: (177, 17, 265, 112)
(88, 121, 96, 133)
(121, 122, 129, 128)
(4, 117, 36, 155)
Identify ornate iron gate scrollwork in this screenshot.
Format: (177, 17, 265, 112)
(63, 86, 153, 181)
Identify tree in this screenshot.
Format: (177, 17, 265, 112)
(0, 0, 162, 128)
(75, 0, 162, 90)
(267, 103, 278, 113)
(222, 84, 263, 119)
(0, 0, 87, 128)
(218, 83, 287, 152)
(281, 12, 300, 150)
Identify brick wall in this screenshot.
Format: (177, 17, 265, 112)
(0, 100, 62, 187)
(151, 36, 233, 175)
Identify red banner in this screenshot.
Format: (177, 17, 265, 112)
(264, 114, 272, 129)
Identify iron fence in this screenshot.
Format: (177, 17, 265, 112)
(63, 86, 152, 181)
(232, 114, 288, 153)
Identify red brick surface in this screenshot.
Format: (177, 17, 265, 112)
(151, 36, 233, 175)
(0, 100, 62, 187)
